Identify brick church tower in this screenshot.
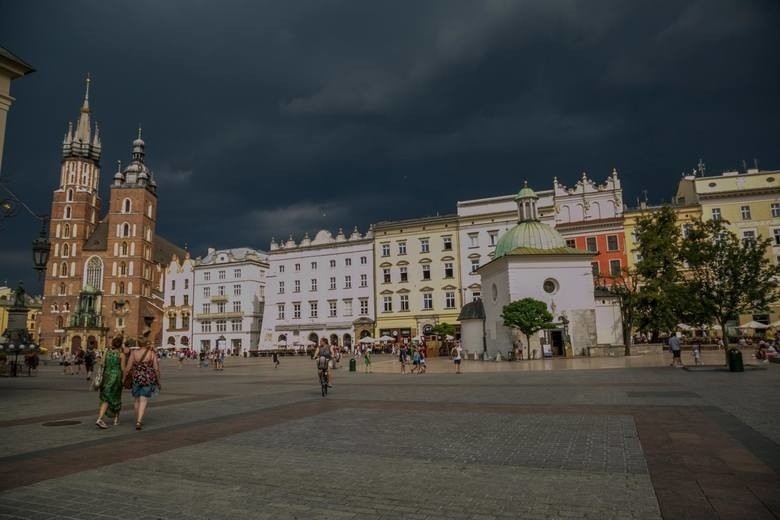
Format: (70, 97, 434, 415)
(40, 78, 184, 353)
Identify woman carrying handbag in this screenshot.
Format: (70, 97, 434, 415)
(95, 336, 126, 429)
(127, 339, 161, 430)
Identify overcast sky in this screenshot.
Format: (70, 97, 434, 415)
(1, 0, 779, 290)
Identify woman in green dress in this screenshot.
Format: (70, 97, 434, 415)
(96, 336, 126, 429)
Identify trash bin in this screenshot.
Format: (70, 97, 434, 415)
(727, 348, 744, 372)
(349, 357, 356, 372)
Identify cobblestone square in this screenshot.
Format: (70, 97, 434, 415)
(1, 354, 778, 519)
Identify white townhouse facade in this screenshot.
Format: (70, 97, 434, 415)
(192, 247, 268, 355)
(261, 227, 375, 350)
(457, 190, 555, 302)
(161, 253, 195, 350)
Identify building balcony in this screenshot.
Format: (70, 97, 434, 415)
(210, 295, 228, 303)
(195, 311, 243, 320)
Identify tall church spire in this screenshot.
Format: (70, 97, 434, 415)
(75, 74, 92, 143)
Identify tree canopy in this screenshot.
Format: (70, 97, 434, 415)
(502, 298, 554, 358)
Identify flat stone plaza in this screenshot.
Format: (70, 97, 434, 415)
(1, 351, 778, 519)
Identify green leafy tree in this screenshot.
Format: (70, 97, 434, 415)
(601, 267, 641, 355)
(680, 219, 780, 347)
(633, 206, 686, 337)
(501, 298, 554, 359)
(431, 322, 456, 338)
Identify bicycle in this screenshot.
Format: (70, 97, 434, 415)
(316, 356, 329, 397)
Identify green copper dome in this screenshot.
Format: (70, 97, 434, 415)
(494, 221, 567, 258)
(515, 185, 537, 200)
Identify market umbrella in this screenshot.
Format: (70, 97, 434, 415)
(769, 320, 780, 329)
(738, 321, 769, 330)
(445, 334, 455, 340)
(379, 335, 394, 342)
(304, 340, 317, 346)
(359, 336, 375, 344)
(676, 323, 693, 331)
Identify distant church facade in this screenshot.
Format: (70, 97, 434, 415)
(39, 78, 184, 352)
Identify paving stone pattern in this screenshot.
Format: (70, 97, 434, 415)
(0, 355, 778, 519)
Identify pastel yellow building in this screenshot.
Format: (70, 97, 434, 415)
(373, 215, 462, 340)
(675, 168, 780, 324)
(622, 203, 701, 268)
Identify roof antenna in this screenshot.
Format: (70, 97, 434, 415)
(697, 158, 705, 176)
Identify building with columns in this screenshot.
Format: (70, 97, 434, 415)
(192, 247, 268, 355)
(261, 227, 375, 350)
(38, 79, 185, 352)
(161, 253, 195, 350)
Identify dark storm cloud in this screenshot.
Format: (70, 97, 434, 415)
(1, 0, 779, 288)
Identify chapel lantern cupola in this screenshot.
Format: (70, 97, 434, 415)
(515, 180, 539, 223)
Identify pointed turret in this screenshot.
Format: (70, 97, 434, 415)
(75, 75, 92, 144)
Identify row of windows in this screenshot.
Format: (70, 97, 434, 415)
(564, 235, 621, 253)
(60, 205, 97, 223)
(278, 275, 368, 294)
(713, 203, 780, 221)
(278, 256, 368, 273)
(380, 237, 453, 257)
(202, 269, 242, 281)
(381, 263, 454, 283)
(466, 232, 498, 249)
(202, 284, 243, 297)
(200, 319, 243, 333)
(201, 301, 243, 313)
(381, 291, 456, 312)
(277, 299, 370, 320)
(591, 259, 623, 277)
(168, 314, 191, 330)
(170, 279, 190, 291)
(170, 294, 190, 306)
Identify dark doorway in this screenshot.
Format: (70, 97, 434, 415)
(549, 330, 564, 356)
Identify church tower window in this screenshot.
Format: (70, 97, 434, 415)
(123, 198, 132, 213)
(85, 256, 103, 290)
(66, 189, 73, 202)
(121, 242, 128, 256)
(64, 206, 72, 219)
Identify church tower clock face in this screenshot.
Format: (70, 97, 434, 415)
(543, 278, 559, 294)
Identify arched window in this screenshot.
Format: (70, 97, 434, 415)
(147, 203, 153, 218)
(64, 206, 72, 219)
(121, 242, 128, 256)
(60, 262, 68, 277)
(62, 243, 70, 257)
(63, 224, 70, 238)
(119, 262, 127, 276)
(57, 316, 64, 329)
(58, 283, 66, 295)
(64, 302, 69, 311)
(122, 223, 130, 237)
(85, 256, 103, 289)
(118, 282, 125, 295)
(123, 198, 132, 213)
(66, 189, 73, 202)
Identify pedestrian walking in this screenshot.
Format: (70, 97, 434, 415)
(399, 345, 407, 374)
(419, 347, 427, 374)
(452, 343, 463, 374)
(272, 351, 280, 368)
(692, 343, 702, 366)
(363, 347, 372, 373)
(127, 339, 161, 430)
(177, 350, 185, 369)
(96, 336, 126, 429)
(74, 349, 84, 375)
(668, 333, 683, 367)
(63, 351, 72, 375)
(411, 348, 421, 374)
(84, 347, 96, 381)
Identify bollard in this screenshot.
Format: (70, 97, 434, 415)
(349, 357, 357, 372)
(727, 348, 744, 372)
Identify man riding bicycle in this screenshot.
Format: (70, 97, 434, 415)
(313, 338, 333, 388)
